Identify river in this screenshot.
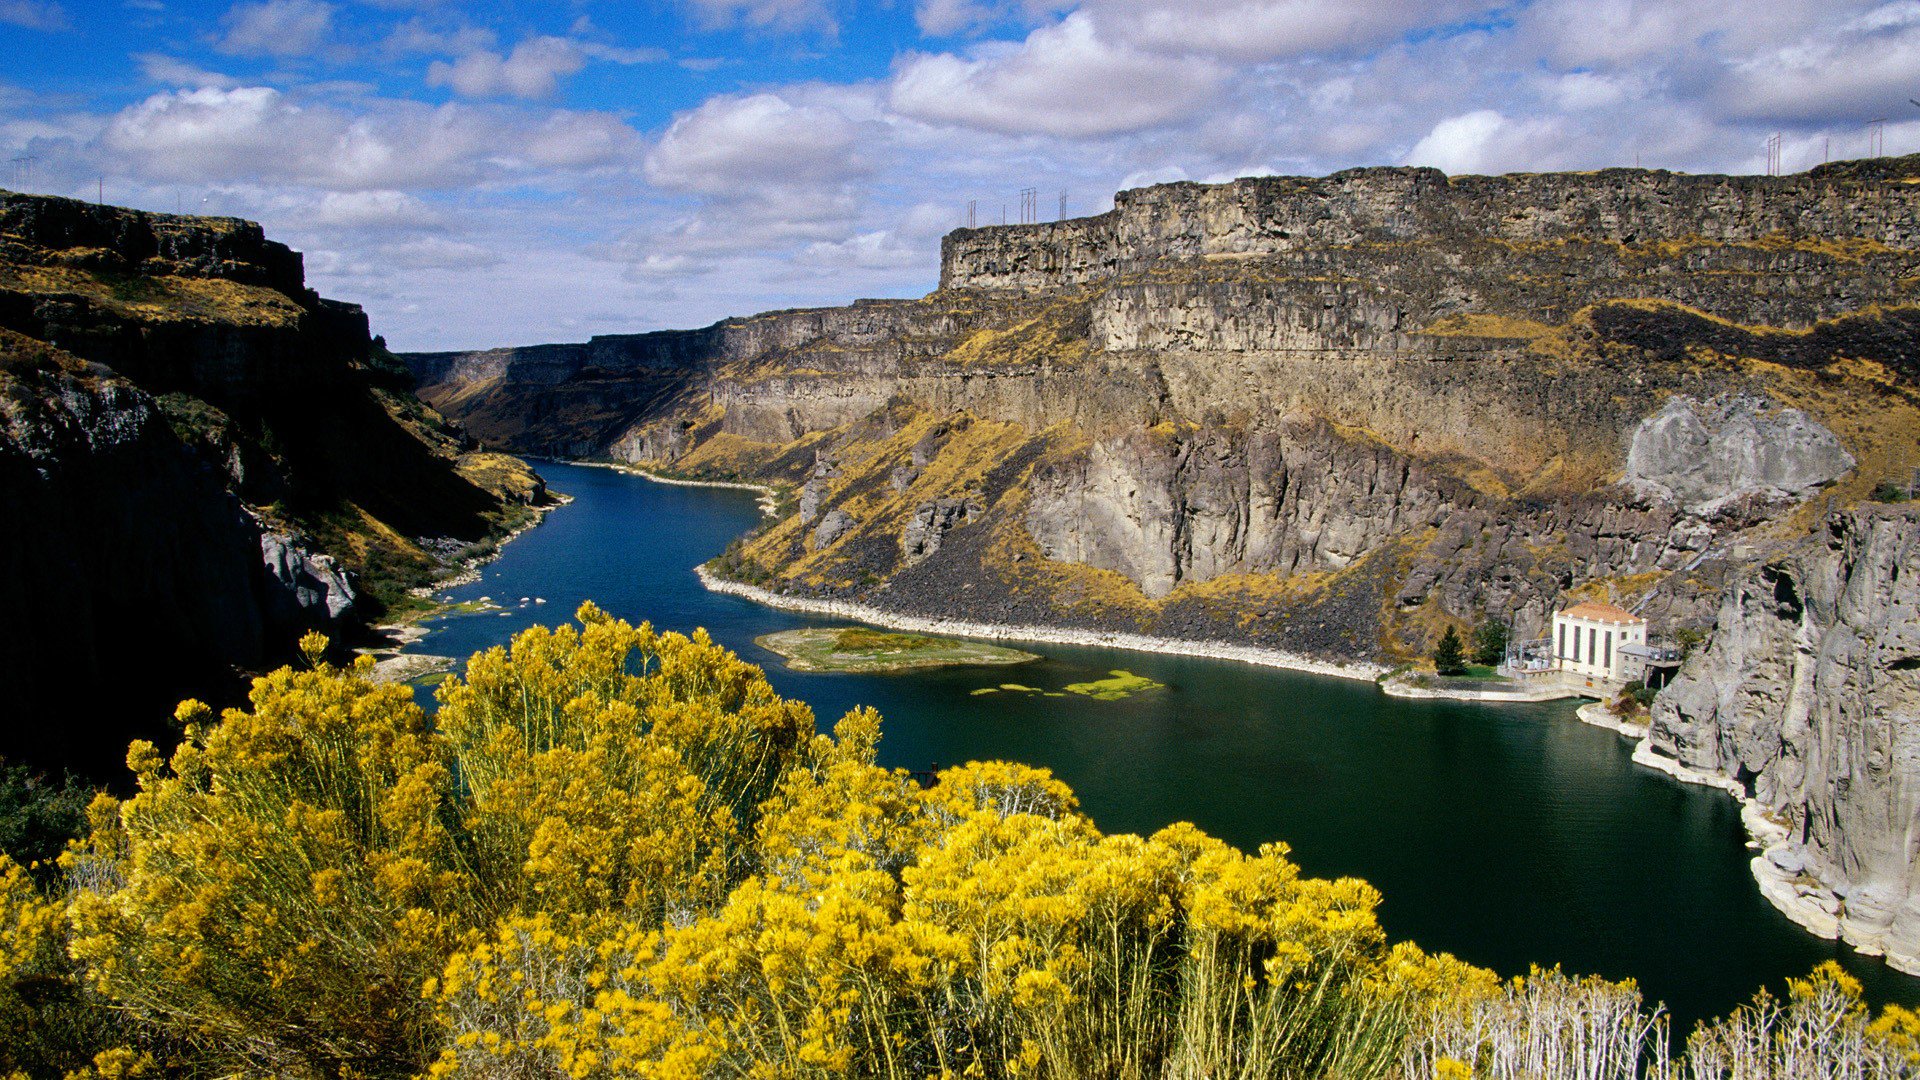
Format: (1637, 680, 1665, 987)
(410, 460, 1920, 1034)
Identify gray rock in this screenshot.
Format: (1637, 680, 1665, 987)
(902, 497, 978, 563)
(1649, 506, 1920, 968)
(811, 509, 855, 549)
(1626, 394, 1854, 512)
(260, 531, 356, 621)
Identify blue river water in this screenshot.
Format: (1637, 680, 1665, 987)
(411, 461, 1920, 1033)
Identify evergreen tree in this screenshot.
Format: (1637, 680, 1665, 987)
(1473, 620, 1510, 667)
(1434, 625, 1467, 675)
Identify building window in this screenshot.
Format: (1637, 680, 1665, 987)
(1588, 627, 1596, 668)
(1557, 623, 1565, 660)
(1604, 631, 1612, 671)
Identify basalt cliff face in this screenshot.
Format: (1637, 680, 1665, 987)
(410, 156, 1920, 663)
(1646, 507, 1920, 973)
(0, 191, 545, 777)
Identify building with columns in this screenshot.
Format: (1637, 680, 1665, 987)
(1552, 601, 1645, 684)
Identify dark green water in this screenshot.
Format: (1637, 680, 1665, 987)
(414, 461, 1920, 1034)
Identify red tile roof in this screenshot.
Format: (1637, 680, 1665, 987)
(1558, 601, 1642, 625)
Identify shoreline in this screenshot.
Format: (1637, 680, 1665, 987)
(695, 566, 1385, 683)
(1626, 729, 1920, 976)
(580, 460, 780, 517)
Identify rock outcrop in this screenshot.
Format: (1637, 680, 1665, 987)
(1626, 395, 1856, 513)
(1645, 507, 1920, 972)
(0, 190, 545, 777)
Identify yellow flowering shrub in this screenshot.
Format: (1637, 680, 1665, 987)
(35, 604, 1920, 1079)
(65, 649, 471, 1077)
(437, 604, 815, 923)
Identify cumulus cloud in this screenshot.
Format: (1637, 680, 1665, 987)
(135, 54, 241, 89)
(308, 189, 444, 229)
(891, 13, 1225, 138)
(427, 37, 585, 99)
(1403, 109, 1570, 174)
(100, 86, 638, 190)
(1092, 0, 1486, 62)
(646, 92, 867, 194)
(382, 16, 498, 57)
(217, 0, 337, 58)
(0, 0, 66, 29)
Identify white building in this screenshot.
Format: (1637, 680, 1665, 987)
(1552, 601, 1646, 684)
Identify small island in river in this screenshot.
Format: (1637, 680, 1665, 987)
(755, 626, 1039, 673)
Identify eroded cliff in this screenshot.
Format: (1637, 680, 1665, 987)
(408, 156, 1920, 665)
(0, 191, 545, 776)
(1645, 507, 1920, 972)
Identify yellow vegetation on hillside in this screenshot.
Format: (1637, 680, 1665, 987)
(0, 261, 304, 327)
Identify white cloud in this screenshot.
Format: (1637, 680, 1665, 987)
(0, 0, 66, 29)
(309, 189, 443, 229)
(890, 13, 1225, 138)
(914, 0, 1068, 36)
(382, 16, 497, 57)
(1092, 0, 1485, 62)
(135, 54, 240, 89)
(428, 37, 585, 99)
(679, 0, 838, 34)
(1403, 109, 1569, 174)
(217, 0, 337, 58)
(800, 229, 920, 269)
(377, 235, 498, 269)
(100, 86, 639, 190)
(646, 92, 867, 194)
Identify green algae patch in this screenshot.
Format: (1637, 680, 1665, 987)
(975, 671, 1165, 702)
(756, 627, 1039, 673)
(1063, 670, 1165, 700)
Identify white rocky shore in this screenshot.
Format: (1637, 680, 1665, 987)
(585, 461, 780, 517)
(694, 566, 1384, 682)
(1627, 728, 1912, 973)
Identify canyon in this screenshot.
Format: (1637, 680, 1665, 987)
(406, 156, 1920, 969)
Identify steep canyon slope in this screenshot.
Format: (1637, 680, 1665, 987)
(409, 156, 1920, 965)
(411, 157, 1920, 661)
(0, 191, 545, 776)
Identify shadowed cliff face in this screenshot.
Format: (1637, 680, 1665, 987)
(0, 191, 543, 779)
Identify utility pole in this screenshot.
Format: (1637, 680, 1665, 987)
(1869, 118, 1888, 157)
(1765, 133, 1782, 176)
(1018, 187, 1037, 224)
(965, 199, 975, 229)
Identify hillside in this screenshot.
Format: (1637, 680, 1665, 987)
(0, 190, 547, 777)
(405, 156, 1920, 970)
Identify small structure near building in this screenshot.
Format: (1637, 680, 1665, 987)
(1552, 601, 1645, 687)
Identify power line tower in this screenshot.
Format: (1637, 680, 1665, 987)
(1869, 118, 1888, 157)
(966, 200, 976, 229)
(1018, 187, 1037, 224)
(1058, 189, 1067, 221)
(9, 155, 39, 190)
(1765, 133, 1782, 176)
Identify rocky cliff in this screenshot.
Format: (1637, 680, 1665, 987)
(408, 156, 1920, 666)
(0, 191, 545, 778)
(1645, 507, 1920, 973)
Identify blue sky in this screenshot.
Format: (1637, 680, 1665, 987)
(4, 0, 1918, 350)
